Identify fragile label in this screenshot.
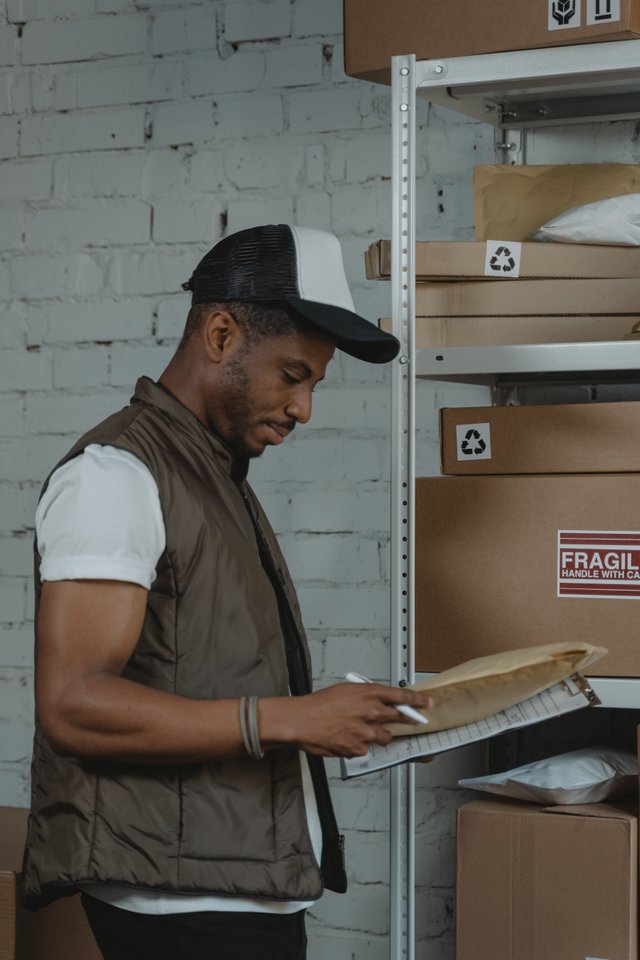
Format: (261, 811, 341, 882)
(455, 423, 492, 462)
(586, 0, 620, 24)
(548, 0, 580, 29)
(558, 531, 640, 599)
(484, 240, 521, 279)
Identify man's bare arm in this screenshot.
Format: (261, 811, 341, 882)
(36, 579, 429, 763)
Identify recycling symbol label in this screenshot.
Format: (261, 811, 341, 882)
(456, 422, 492, 462)
(484, 240, 521, 279)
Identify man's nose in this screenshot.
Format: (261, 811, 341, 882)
(285, 388, 313, 424)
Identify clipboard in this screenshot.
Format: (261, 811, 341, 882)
(340, 673, 599, 779)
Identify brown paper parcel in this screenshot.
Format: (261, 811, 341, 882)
(474, 163, 640, 242)
(385, 641, 607, 736)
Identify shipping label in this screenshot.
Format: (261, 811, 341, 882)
(558, 531, 640, 599)
(484, 240, 521, 279)
(548, 0, 581, 30)
(455, 422, 492, 462)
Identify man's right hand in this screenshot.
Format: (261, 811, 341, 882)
(259, 683, 431, 758)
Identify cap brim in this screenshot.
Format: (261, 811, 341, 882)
(285, 297, 400, 364)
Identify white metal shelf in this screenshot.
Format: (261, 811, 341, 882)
(414, 674, 640, 710)
(415, 339, 640, 385)
(589, 677, 640, 709)
(413, 38, 640, 127)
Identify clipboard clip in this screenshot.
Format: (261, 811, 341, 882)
(562, 672, 601, 706)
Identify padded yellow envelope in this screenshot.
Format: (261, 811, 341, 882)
(386, 641, 607, 736)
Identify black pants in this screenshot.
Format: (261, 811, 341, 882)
(81, 893, 307, 960)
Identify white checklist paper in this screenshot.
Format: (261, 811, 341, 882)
(340, 675, 598, 779)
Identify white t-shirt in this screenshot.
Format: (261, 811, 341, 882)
(37, 443, 321, 915)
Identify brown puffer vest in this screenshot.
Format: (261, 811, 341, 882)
(22, 377, 346, 909)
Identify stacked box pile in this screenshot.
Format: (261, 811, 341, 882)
(367, 238, 640, 348)
(365, 239, 640, 676)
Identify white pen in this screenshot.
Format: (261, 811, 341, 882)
(345, 671, 429, 725)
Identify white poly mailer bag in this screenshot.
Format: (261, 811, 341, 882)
(458, 747, 638, 805)
(533, 193, 640, 245)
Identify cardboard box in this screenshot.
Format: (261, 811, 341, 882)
(379, 314, 638, 347)
(440, 401, 640, 475)
(0, 807, 101, 960)
(414, 277, 640, 317)
(474, 163, 640, 241)
(415, 474, 640, 675)
(344, 0, 640, 84)
(456, 797, 638, 960)
(365, 239, 640, 281)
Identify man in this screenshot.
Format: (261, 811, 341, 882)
(22, 224, 428, 960)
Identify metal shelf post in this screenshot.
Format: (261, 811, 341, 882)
(390, 54, 417, 960)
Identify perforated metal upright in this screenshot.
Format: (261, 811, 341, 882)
(389, 53, 417, 960)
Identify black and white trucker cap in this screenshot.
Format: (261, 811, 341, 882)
(181, 224, 400, 364)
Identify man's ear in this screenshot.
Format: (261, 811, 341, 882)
(202, 310, 241, 363)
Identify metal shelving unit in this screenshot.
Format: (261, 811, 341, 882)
(389, 44, 640, 960)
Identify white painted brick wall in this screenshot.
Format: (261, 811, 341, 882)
(293, 0, 344, 37)
(21, 15, 148, 65)
(224, 0, 291, 43)
(54, 60, 184, 111)
(25, 199, 151, 250)
(151, 6, 218, 56)
(21, 106, 147, 155)
(26, 300, 153, 345)
(10, 253, 104, 297)
(0, 625, 34, 669)
(215, 92, 285, 138)
(264, 42, 324, 88)
(52, 346, 110, 389)
(0, 115, 18, 158)
(1, 2, 637, 957)
(187, 49, 266, 97)
(0, 24, 17, 65)
(0, 580, 26, 623)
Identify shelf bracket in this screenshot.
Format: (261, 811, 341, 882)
(494, 125, 523, 163)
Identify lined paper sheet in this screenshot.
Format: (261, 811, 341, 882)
(340, 675, 599, 779)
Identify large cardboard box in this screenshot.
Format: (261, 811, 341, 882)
(0, 807, 100, 960)
(474, 163, 640, 241)
(415, 474, 640, 675)
(414, 277, 640, 316)
(456, 797, 638, 960)
(440, 401, 640, 475)
(344, 0, 640, 83)
(379, 313, 638, 347)
(366, 239, 640, 281)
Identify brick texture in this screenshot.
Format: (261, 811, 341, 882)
(0, 2, 630, 958)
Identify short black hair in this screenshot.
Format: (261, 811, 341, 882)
(178, 301, 305, 352)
